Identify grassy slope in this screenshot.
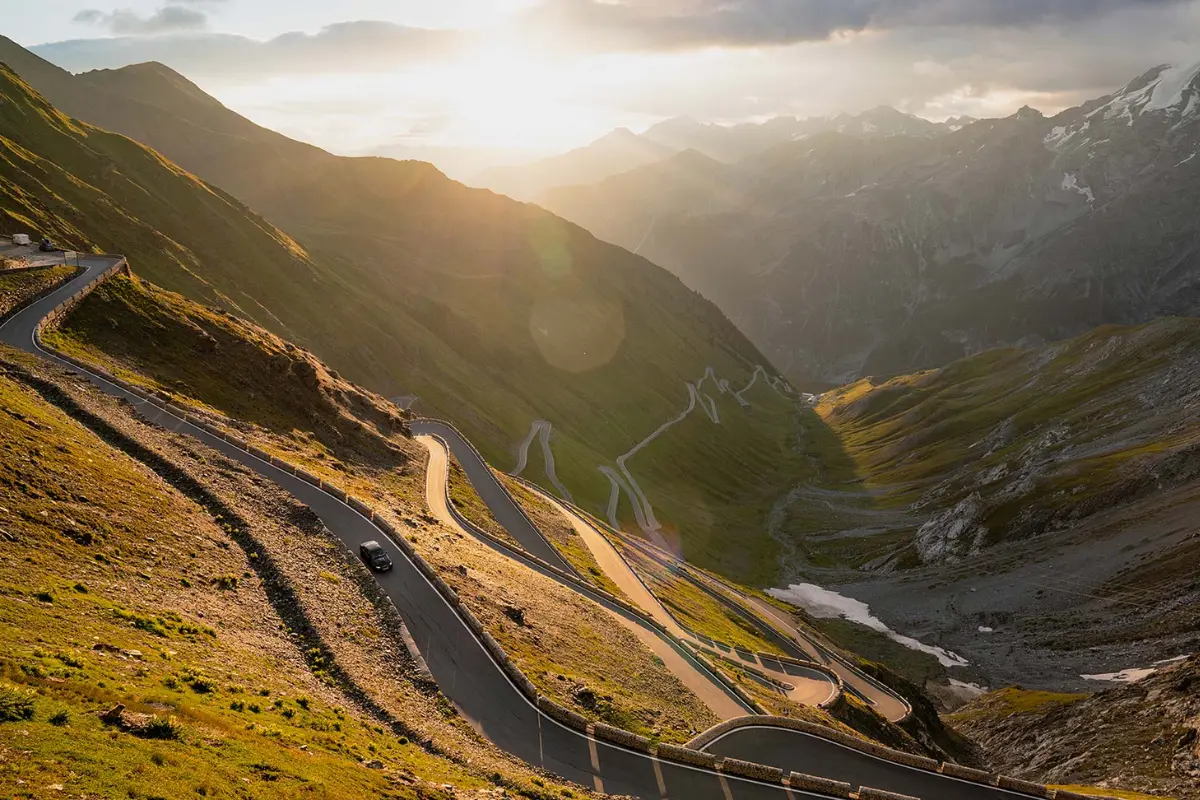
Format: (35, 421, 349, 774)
(803, 318, 1200, 568)
(0, 65, 323, 335)
(496, 472, 628, 599)
(444, 455, 517, 547)
(616, 376, 812, 583)
(0, 264, 75, 317)
(609, 537, 783, 656)
(0, 50, 814, 576)
(0, 360, 581, 799)
(47, 272, 722, 743)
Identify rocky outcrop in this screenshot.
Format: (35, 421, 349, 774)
(949, 656, 1200, 798)
(914, 493, 987, 563)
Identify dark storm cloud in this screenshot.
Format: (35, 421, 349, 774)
(525, 0, 1192, 51)
(35, 21, 464, 78)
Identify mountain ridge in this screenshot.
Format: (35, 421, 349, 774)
(538, 59, 1200, 386)
(473, 106, 972, 202)
(0, 41, 817, 582)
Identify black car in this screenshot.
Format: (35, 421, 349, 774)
(359, 540, 393, 572)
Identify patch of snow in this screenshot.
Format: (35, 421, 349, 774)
(1062, 172, 1095, 205)
(977, 626, 994, 633)
(1082, 654, 1189, 683)
(950, 679, 987, 696)
(1183, 94, 1200, 121)
(1145, 60, 1200, 112)
(861, 121, 878, 134)
(1044, 125, 1067, 145)
(768, 583, 970, 667)
(1089, 81, 1155, 123)
(1177, 150, 1198, 167)
(1044, 121, 1090, 152)
(1083, 667, 1156, 683)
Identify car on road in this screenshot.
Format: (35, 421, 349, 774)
(359, 540, 393, 572)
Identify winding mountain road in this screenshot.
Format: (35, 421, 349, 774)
(0, 257, 1051, 800)
(416, 431, 750, 721)
(511, 419, 574, 502)
(505, 479, 840, 711)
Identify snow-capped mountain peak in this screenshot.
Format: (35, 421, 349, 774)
(1087, 60, 1200, 124)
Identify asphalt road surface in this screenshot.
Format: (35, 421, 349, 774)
(412, 419, 573, 572)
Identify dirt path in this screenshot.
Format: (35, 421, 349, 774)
(528, 482, 839, 710)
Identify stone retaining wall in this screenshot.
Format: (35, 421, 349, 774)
(940, 762, 995, 783)
(998, 776, 1055, 797)
(655, 742, 718, 769)
(536, 696, 589, 732)
(348, 496, 374, 518)
(593, 722, 652, 753)
(857, 787, 921, 800)
(786, 772, 852, 798)
(719, 757, 784, 783)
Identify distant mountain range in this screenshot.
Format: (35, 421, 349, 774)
(537, 62, 1200, 385)
(475, 107, 973, 201)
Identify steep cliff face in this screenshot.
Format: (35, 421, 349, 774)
(948, 657, 1200, 798)
(546, 62, 1200, 386)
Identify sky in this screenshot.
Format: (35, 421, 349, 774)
(12, 1, 1200, 175)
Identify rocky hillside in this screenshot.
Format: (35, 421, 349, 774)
(544, 62, 1200, 387)
(0, 44, 812, 577)
(780, 318, 1200, 701)
(949, 658, 1200, 799)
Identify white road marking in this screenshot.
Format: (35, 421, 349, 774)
(653, 756, 669, 798)
(587, 735, 605, 793)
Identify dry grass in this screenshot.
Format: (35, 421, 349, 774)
(0, 264, 75, 317)
(496, 472, 628, 599)
(0, 357, 514, 799)
(1051, 787, 1170, 800)
(946, 688, 1088, 724)
(406, 515, 720, 743)
(610, 537, 783, 656)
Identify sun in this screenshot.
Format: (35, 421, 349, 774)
(408, 41, 643, 151)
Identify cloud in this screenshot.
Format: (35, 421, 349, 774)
(74, 5, 210, 35)
(523, 0, 1193, 52)
(35, 21, 465, 79)
(561, 0, 1200, 123)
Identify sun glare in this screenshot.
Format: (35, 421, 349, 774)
(407, 43, 654, 151)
